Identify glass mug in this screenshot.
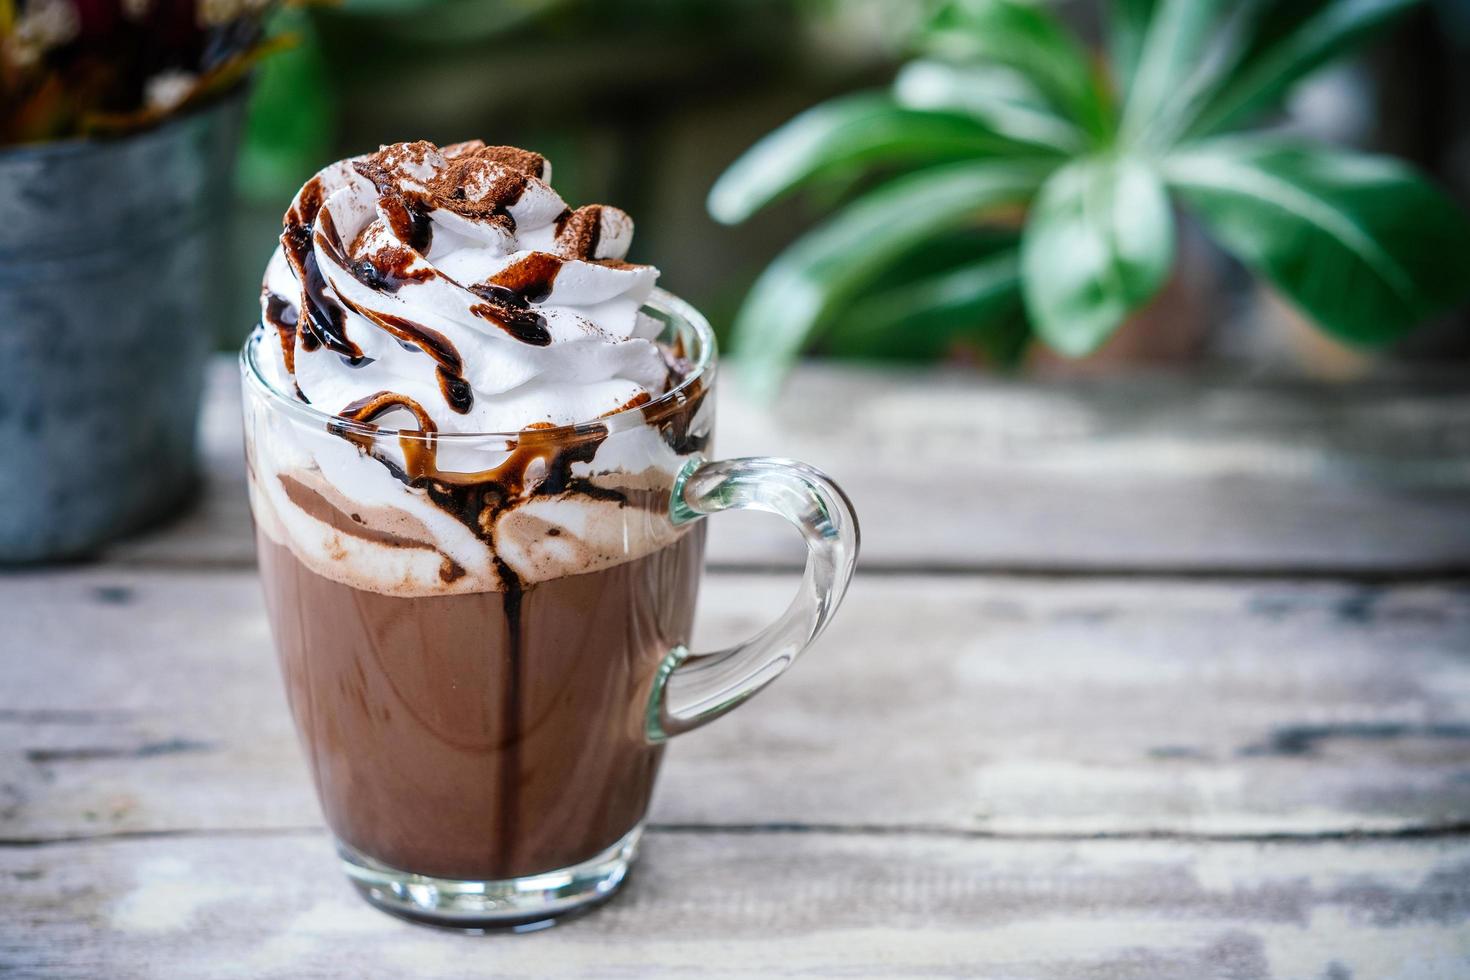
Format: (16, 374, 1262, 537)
(241, 290, 859, 929)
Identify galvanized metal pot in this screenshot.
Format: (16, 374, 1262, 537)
(0, 93, 246, 562)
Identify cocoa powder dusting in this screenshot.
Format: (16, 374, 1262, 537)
(430, 157, 531, 230)
(353, 141, 440, 196)
(441, 139, 486, 159)
(471, 145, 546, 177)
(554, 205, 603, 259)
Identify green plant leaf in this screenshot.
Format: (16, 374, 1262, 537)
(1109, 0, 1156, 93)
(892, 60, 1086, 155)
(1021, 155, 1175, 356)
(731, 159, 1051, 391)
(848, 226, 1019, 288)
(918, 0, 1110, 141)
(707, 92, 1035, 225)
(824, 250, 1024, 362)
(1186, 0, 1421, 138)
(1119, 0, 1226, 146)
(239, 8, 335, 204)
(1167, 137, 1470, 344)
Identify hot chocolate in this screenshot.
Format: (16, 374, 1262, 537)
(246, 140, 713, 887)
(244, 138, 857, 929)
(257, 525, 705, 880)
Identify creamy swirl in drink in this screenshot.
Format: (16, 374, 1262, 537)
(248, 141, 709, 597)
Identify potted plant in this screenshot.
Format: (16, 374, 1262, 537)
(709, 0, 1470, 389)
(0, 0, 285, 561)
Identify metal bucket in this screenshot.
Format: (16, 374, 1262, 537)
(0, 92, 246, 562)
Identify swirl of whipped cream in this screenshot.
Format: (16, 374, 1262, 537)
(258, 140, 670, 433)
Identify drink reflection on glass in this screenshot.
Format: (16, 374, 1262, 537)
(242, 141, 858, 929)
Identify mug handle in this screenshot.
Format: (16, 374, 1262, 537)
(645, 456, 860, 741)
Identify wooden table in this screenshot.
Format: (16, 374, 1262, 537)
(5, 360, 1470, 978)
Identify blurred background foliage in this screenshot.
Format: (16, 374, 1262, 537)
(711, 0, 1470, 389)
(233, 0, 1470, 379)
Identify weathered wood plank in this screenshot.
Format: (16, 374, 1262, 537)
(3, 831, 1467, 978)
(104, 359, 1470, 573)
(5, 569, 1469, 842)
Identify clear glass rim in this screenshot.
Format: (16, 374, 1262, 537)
(239, 287, 717, 442)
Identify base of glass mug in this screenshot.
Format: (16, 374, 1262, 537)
(337, 824, 642, 931)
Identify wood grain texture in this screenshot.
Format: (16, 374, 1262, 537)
(3, 831, 1467, 979)
(10, 358, 1470, 976)
(104, 359, 1470, 573)
(5, 569, 1469, 844)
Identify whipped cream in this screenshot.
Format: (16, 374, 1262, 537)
(258, 140, 670, 433)
(247, 142, 713, 597)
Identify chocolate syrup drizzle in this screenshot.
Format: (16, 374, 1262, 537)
(462, 250, 589, 346)
(466, 283, 552, 347)
(281, 180, 365, 365)
(379, 194, 433, 254)
(297, 181, 480, 414)
(262, 291, 299, 374)
(337, 296, 475, 414)
(346, 246, 435, 295)
(494, 554, 524, 862)
(487, 251, 563, 302)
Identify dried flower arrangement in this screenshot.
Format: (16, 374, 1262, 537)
(1, 0, 292, 144)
